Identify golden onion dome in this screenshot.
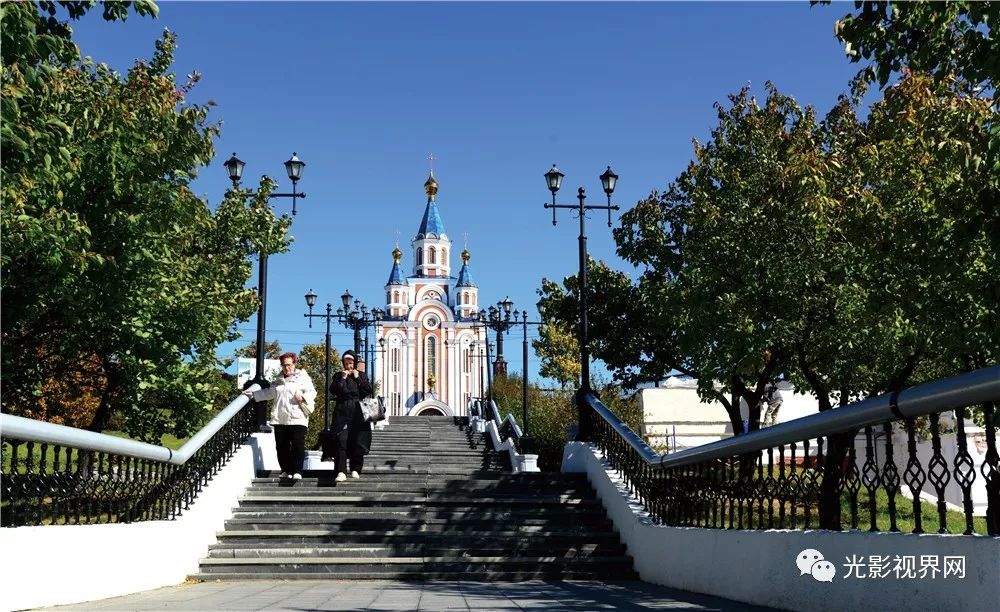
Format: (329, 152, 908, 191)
(424, 171, 438, 200)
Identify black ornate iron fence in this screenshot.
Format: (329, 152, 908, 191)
(580, 367, 1000, 536)
(1, 388, 259, 527)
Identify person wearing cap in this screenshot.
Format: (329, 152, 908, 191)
(329, 349, 373, 482)
(243, 351, 316, 480)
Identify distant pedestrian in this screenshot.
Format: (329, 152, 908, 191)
(243, 352, 316, 480)
(763, 383, 784, 427)
(329, 350, 373, 482)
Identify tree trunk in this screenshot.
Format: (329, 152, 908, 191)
(819, 430, 852, 530)
(86, 359, 119, 433)
(796, 345, 845, 529)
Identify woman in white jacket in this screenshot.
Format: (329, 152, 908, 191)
(244, 352, 317, 480)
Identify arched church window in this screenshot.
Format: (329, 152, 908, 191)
(463, 347, 470, 373)
(393, 291, 400, 303)
(416, 249, 423, 265)
(386, 291, 391, 303)
(391, 348, 400, 372)
(426, 336, 437, 379)
(429, 247, 436, 264)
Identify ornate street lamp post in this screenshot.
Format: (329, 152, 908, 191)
(483, 304, 539, 452)
(303, 290, 337, 455)
(225, 152, 307, 432)
(376, 337, 386, 390)
(335, 290, 383, 354)
(483, 298, 515, 377)
(543, 164, 619, 440)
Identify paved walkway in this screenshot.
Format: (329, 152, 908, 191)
(41, 580, 774, 611)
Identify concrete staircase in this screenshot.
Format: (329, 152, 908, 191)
(192, 416, 636, 580)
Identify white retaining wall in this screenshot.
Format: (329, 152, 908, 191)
(562, 441, 1000, 612)
(0, 433, 273, 611)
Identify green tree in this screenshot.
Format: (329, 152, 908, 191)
(532, 318, 580, 389)
(821, 1, 1000, 176)
(824, 1, 998, 91)
(855, 73, 998, 384)
(540, 76, 998, 527)
(1, 5, 291, 441)
(235, 339, 284, 360)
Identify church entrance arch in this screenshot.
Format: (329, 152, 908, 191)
(407, 398, 453, 417)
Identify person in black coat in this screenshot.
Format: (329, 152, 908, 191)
(329, 350, 373, 481)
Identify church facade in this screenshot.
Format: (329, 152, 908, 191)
(376, 172, 485, 417)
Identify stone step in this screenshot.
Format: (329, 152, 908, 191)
(198, 555, 633, 567)
(247, 480, 592, 494)
(223, 517, 612, 530)
(238, 492, 597, 505)
(189, 569, 638, 581)
(233, 505, 605, 518)
(221, 522, 608, 536)
(356, 458, 492, 466)
(213, 530, 627, 544)
(362, 450, 486, 457)
(206, 544, 626, 559)
(365, 446, 481, 450)
(260, 466, 509, 477)
(195, 416, 633, 583)
(216, 527, 613, 539)
(194, 556, 637, 579)
(252, 474, 587, 485)
(231, 506, 606, 520)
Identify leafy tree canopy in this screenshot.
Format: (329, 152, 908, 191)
(235, 340, 284, 360)
(1, 3, 292, 441)
(821, 1, 999, 91)
(538, 75, 997, 433)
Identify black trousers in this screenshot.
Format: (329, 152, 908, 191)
(273, 424, 307, 475)
(335, 426, 365, 475)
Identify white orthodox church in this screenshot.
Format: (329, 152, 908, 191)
(377, 171, 485, 417)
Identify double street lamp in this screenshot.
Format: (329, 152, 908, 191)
(225, 152, 307, 432)
(543, 164, 619, 440)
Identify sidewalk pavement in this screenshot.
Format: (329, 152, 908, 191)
(39, 580, 775, 611)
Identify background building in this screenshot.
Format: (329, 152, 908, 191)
(377, 172, 485, 416)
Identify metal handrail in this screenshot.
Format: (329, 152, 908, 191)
(581, 365, 1000, 470)
(0, 384, 260, 466)
(483, 398, 524, 439)
(583, 392, 660, 463)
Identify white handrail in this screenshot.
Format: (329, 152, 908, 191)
(0, 385, 260, 466)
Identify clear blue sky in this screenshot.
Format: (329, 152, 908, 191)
(70, 1, 862, 385)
